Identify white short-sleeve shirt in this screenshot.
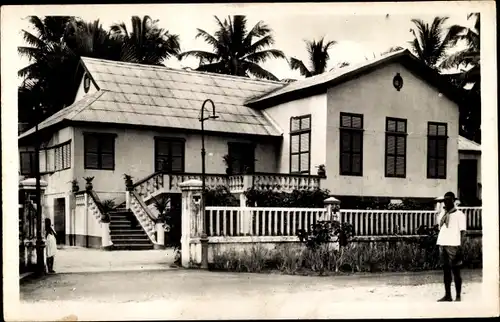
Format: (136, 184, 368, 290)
(436, 209, 467, 246)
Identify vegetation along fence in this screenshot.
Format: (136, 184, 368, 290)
(204, 207, 482, 237)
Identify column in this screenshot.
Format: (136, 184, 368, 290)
(179, 179, 203, 268)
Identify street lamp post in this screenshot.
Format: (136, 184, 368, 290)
(34, 103, 45, 275)
(199, 99, 218, 269)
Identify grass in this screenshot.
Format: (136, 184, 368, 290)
(210, 237, 482, 276)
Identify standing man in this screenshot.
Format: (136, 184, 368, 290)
(436, 191, 467, 302)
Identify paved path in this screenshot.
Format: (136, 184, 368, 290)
(51, 246, 177, 273)
(15, 268, 492, 320)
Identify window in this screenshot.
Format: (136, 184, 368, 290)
(427, 122, 447, 179)
(20, 151, 36, 175)
(385, 118, 407, 178)
(20, 140, 72, 175)
(339, 113, 363, 176)
(84, 133, 115, 170)
(155, 138, 185, 173)
(228, 142, 255, 174)
(54, 142, 71, 171)
(290, 115, 311, 174)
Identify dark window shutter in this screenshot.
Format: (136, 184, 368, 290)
(386, 156, 395, 176)
(352, 154, 362, 174)
(352, 132, 362, 153)
(300, 133, 309, 152)
(396, 136, 405, 155)
(101, 154, 114, 169)
(291, 118, 300, 132)
(437, 139, 447, 158)
(387, 136, 396, 155)
(341, 153, 351, 173)
(341, 131, 351, 152)
(396, 156, 405, 176)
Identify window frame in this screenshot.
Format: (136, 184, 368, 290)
(339, 112, 364, 176)
(154, 137, 186, 173)
(228, 142, 256, 174)
(385, 117, 407, 178)
(289, 114, 312, 175)
(427, 122, 448, 179)
(84, 133, 116, 170)
(20, 151, 36, 176)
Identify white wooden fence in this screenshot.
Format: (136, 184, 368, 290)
(205, 206, 482, 237)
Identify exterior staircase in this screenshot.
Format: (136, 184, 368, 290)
(109, 207, 154, 250)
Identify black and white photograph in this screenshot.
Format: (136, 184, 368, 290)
(1, 1, 498, 320)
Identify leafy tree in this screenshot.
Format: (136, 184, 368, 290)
(408, 17, 461, 69)
(110, 15, 180, 65)
(289, 37, 338, 77)
(178, 15, 285, 80)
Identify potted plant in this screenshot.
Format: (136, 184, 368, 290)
(124, 174, 134, 191)
(316, 164, 326, 177)
(223, 154, 233, 175)
(70, 179, 79, 193)
(151, 195, 170, 249)
(83, 176, 94, 191)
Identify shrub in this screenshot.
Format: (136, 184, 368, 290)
(205, 185, 239, 206)
(244, 188, 330, 208)
(210, 236, 482, 275)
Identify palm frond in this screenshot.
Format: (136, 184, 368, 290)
(178, 50, 219, 62)
(289, 57, 312, 77)
(21, 30, 47, 49)
(242, 49, 285, 63)
(245, 35, 275, 54)
(243, 61, 279, 81)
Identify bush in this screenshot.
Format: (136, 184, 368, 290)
(205, 186, 239, 206)
(210, 236, 483, 275)
(244, 188, 330, 207)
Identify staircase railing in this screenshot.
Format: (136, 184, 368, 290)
(128, 190, 157, 244)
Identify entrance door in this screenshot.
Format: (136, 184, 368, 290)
(458, 159, 478, 205)
(53, 198, 66, 245)
(228, 142, 255, 174)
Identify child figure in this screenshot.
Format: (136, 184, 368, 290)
(45, 225, 57, 274)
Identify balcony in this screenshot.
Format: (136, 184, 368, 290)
(133, 172, 323, 201)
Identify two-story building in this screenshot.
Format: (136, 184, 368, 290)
(18, 49, 480, 248)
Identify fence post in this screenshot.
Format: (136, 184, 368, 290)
(179, 179, 203, 268)
(324, 196, 341, 222)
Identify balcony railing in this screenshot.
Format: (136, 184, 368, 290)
(133, 171, 323, 200)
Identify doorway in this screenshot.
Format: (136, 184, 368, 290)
(228, 142, 256, 174)
(53, 198, 66, 245)
(458, 159, 478, 205)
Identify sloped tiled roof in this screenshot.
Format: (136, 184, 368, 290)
(458, 136, 481, 152)
(246, 49, 464, 107)
(19, 57, 285, 139)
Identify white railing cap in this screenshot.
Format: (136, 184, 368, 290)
(324, 196, 340, 205)
(179, 179, 202, 188)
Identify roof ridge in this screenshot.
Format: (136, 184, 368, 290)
(80, 56, 286, 85)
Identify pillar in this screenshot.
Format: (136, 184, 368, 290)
(179, 179, 204, 268)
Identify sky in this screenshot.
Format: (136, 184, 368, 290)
(15, 3, 476, 83)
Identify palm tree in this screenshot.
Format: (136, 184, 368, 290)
(408, 17, 460, 69)
(440, 13, 481, 143)
(440, 13, 480, 92)
(110, 15, 180, 65)
(178, 15, 285, 80)
(289, 37, 337, 77)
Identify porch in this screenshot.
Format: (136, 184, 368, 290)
(132, 171, 324, 201)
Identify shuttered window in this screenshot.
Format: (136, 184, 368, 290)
(84, 133, 116, 170)
(155, 138, 185, 173)
(290, 115, 311, 174)
(228, 142, 255, 174)
(339, 113, 363, 176)
(54, 142, 71, 171)
(385, 118, 407, 178)
(427, 122, 447, 179)
(20, 152, 36, 175)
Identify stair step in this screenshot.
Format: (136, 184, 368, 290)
(111, 244, 154, 251)
(110, 229, 146, 234)
(112, 239, 152, 244)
